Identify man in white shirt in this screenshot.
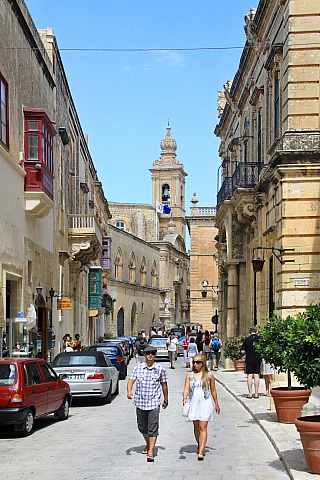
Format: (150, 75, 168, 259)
(166, 333, 179, 369)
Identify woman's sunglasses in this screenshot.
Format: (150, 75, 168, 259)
(193, 361, 203, 365)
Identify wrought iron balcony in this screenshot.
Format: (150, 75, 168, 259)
(217, 162, 260, 210)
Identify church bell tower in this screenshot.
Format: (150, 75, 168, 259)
(150, 125, 188, 242)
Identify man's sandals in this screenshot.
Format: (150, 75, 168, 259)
(141, 447, 148, 455)
(147, 455, 154, 462)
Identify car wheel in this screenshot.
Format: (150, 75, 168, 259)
(57, 397, 70, 421)
(19, 409, 34, 436)
(103, 382, 112, 404)
(114, 380, 119, 395)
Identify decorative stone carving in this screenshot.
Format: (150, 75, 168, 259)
(231, 214, 244, 259)
(244, 8, 257, 45)
(164, 294, 171, 313)
(70, 242, 91, 259)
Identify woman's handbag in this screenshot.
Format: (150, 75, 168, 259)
(182, 402, 190, 417)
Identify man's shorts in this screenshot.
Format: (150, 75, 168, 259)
(136, 406, 160, 437)
(168, 351, 177, 361)
(211, 351, 221, 361)
(245, 362, 260, 375)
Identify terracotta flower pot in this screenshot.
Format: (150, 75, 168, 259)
(295, 415, 320, 474)
(271, 387, 312, 423)
(233, 359, 245, 372)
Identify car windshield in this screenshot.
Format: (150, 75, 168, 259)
(92, 346, 118, 356)
(0, 364, 17, 385)
(52, 355, 98, 366)
(150, 338, 167, 345)
(178, 337, 186, 344)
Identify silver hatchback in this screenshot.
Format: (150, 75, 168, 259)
(51, 351, 119, 403)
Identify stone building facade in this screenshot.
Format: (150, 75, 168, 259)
(108, 126, 190, 328)
(0, 0, 111, 357)
(186, 194, 219, 332)
(106, 224, 159, 336)
(214, 0, 320, 340)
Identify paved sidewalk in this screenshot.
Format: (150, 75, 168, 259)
(214, 368, 320, 480)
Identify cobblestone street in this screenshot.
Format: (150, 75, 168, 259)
(0, 359, 289, 479)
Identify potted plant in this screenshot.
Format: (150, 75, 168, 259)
(256, 311, 313, 424)
(290, 304, 320, 474)
(223, 336, 245, 371)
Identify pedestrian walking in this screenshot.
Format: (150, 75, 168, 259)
(182, 335, 190, 368)
(64, 335, 73, 352)
(183, 353, 220, 460)
(261, 359, 274, 396)
(211, 333, 223, 371)
(187, 337, 198, 370)
(134, 333, 148, 363)
(202, 330, 211, 360)
(241, 327, 261, 399)
(127, 345, 168, 462)
(196, 330, 204, 354)
(166, 332, 179, 369)
(73, 334, 81, 351)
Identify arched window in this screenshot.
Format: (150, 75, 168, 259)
(140, 257, 147, 286)
(115, 220, 126, 231)
(162, 184, 170, 202)
(114, 247, 123, 280)
(151, 261, 157, 288)
(129, 253, 136, 283)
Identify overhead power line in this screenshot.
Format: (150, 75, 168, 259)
(3, 42, 320, 53)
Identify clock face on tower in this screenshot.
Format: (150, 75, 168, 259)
(201, 279, 209, 287)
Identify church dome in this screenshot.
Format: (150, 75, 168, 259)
(160, 125, 177, 154)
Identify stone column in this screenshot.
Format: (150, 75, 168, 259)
(227, 264, 238, 338)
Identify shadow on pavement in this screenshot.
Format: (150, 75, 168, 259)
(125, 445, 165, 456)
(179, 444, 215, 459)
(253, 411, 279, 423)
(268, 448, 308, 473)
(71, 395, 117, 408)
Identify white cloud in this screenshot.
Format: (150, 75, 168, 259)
(156, 51, 186, 68)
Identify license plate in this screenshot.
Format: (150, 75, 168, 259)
(67, 374, 85, 380)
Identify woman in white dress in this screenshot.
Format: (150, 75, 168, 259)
(183, 354, 220, 460)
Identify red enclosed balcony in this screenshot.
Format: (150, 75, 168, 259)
(23, 108, 56, 218)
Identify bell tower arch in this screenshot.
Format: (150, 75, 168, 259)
(150, 124, 188, 241)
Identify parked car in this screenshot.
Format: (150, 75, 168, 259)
(149, 337, 169, 360)
(115, 338, 132, 358)
(51, 351, 119, 403)
(115, 337, 133, 358)
(88, 343, 127, 380)
(170, 327, 184, 339)
(103, 339, 130, 364)
(0, 358, 71, 436)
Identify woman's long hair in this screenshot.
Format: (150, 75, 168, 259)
(192, 354, 210, 389)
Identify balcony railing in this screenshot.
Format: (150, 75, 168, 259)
(68, 215, 102, 245)
(217, 162, 260, 210)
(197, 207, 217, 215)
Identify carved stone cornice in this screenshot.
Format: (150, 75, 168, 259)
(233, 191, 257, 228)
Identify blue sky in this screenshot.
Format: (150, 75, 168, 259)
(25, 0, 257, 211)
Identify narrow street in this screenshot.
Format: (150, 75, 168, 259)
(0, 358, 289, 480)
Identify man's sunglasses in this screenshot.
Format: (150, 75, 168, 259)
(146, 351, 157, 356)
(193, 361, 203, 365)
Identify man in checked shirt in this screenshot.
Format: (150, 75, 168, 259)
(127, 345, 168, 462)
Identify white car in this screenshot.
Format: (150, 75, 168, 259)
(51, 351, 119, 403)
(149, 337, 169, 360)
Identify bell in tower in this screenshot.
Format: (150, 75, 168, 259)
(162, 184, 170, 202)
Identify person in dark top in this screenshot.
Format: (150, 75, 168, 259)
(241, 327, 261, 399)
(196, 331, 203, 353)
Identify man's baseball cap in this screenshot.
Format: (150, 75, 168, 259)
(144, 345, 157, 354)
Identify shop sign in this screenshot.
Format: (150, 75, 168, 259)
(57, 299, 73, 310)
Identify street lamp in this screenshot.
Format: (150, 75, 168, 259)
(32, 283, 43, 300)
(201, 281, 218, 298)
(252, 245, 295, 325)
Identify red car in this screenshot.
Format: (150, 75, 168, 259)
(0, 358, 71, 436)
